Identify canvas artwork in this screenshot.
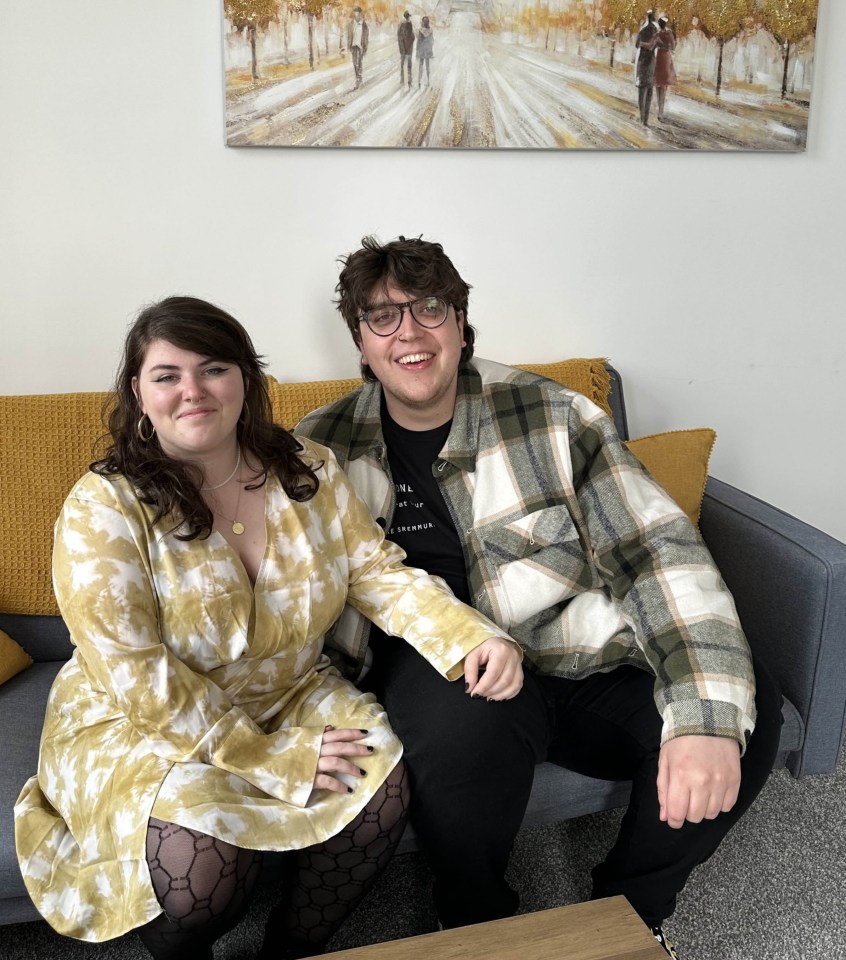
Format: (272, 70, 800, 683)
(222, 0, 819, 150)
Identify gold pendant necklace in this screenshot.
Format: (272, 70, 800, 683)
(210, 450, 245, 536)
(227, 479, 245, 536)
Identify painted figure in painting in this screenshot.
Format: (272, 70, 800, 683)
(398, 11, 415, 89)
(416, 16, 434, 89)
(347, 6, 370, 89)
(653, 15, 677, 121)
(635, 9, 659, 125)
(297, 235, 785, 958)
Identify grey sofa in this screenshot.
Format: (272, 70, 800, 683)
(2, 366, 845, 926)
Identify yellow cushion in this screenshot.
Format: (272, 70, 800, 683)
(267, 357, 613, 427)
(515, 359, 613, 419)
(0, 359, 610, 616)
(0, 391, 113, 616)
(0, 628, 33, 686)
(267, 376, 364, 429)
(625, 428, 717, 526)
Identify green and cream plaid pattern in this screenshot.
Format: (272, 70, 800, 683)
(297, 358, 756, 750)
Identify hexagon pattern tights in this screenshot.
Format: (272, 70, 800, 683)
(136, 761, 409, 960)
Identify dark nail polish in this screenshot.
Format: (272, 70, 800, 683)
(359, 728, 369, 734)
(360, 768, 367, 776)
(465, 683, 469, 692)
(347, 786, 354, 793)
(366, 745, 374, 753)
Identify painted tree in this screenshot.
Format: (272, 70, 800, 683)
(545, 3, 562, 50)
(598, 0, 642, 69)
(696, 0, 755, 96)
(277, 0, 296, 65)
(288, 0, 324, 70)
(761, 0, 818, 99)
(540, 0, 574, 53)
(224, 0, 280, 81)
(661, 0, 695, 38)
(518, 3, 542, 45)
(565, 3, 596, 57)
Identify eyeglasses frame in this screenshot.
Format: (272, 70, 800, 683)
(357, 296, 453, 338)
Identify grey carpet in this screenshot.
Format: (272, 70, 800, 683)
(2, 746, 844, 959)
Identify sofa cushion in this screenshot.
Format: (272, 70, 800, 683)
(268, 376, 363, 429)
(0, 360, 611, 617)
(0, 630, 32, 687)
(625, 428, 716, 526)
(0, 614, 73, 664)
(266, 358, 613, 428)
(0, 392, 112, 616)
(514, 359, 612, 419)
(0, 662, 64, 900)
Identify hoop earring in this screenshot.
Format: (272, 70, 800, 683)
(137, 414, 155, 442)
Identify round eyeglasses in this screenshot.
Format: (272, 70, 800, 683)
(358, 296, 451, 337)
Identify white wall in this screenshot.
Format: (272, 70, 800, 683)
(1, 0, 844, 542)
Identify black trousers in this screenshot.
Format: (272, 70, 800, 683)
(366, 638, 783, 929)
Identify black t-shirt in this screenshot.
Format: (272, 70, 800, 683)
(379, 405, 470, 604)
(367, 403, 471, 668)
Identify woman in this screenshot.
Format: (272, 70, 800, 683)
(653, 15, 677, 121)
(416, 16, 434, 88)
(14, 296, 522, 959)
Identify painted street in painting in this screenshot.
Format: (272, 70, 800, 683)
(223, 1, 812, 150)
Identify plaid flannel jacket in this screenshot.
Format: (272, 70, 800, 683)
(297, 358, 756, 749)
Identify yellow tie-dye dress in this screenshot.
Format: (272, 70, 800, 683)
(15, 439, 512, 942)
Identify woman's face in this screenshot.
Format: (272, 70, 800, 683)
(131, 338, 245, 463)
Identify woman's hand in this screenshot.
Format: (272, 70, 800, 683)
(313, 726, 374, 794)
(463, 637, 524, 701)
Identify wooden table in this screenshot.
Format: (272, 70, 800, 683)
(315, 897, 668, 959)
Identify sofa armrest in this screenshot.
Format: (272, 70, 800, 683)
(699, 477, 846, 777)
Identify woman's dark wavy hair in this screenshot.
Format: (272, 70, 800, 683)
(92, 295, 320, 539)
(335, 235, 477, 382)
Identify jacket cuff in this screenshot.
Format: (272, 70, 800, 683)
(661, 699, 754, 756)
(445, 636, 525, 682)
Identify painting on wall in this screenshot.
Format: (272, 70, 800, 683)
(222, 0, 819, 150)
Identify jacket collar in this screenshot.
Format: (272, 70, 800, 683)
(346, 363, 481, 473)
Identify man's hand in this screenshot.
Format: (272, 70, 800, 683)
(463, 637, 523, 701)
(657, 735, 741, 829)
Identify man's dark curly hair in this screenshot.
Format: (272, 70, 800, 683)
(334, 236, 476, 382)
(92, 296, 320, 539)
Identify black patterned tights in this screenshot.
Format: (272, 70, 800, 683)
(260, 760, 410, 958)
(136, 817, 263, 959)
(137, 760, 409, 960)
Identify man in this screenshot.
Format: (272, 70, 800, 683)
(347, 6, 369, 89)
(635, 9, 659, 125)
(297, 236, 782, 958)
(398, 11, 414, 88)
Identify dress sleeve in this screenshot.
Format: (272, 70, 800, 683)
(53, 476, 322, 808)
(318, 453, 517, 681)
(566, 401, 757, 751)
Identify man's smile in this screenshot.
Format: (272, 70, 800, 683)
(397, 353, 434, 366)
